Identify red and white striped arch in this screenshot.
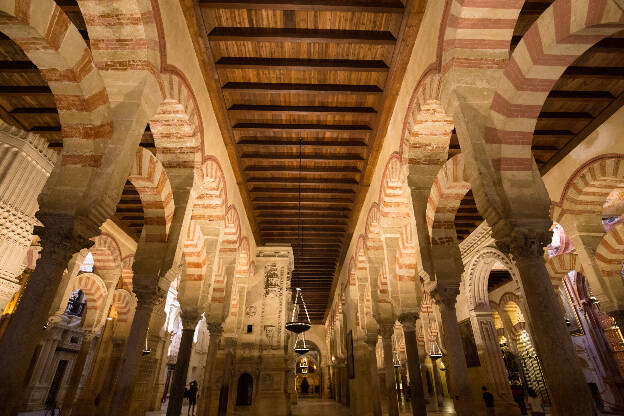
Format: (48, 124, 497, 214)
(192, 157, 227, 225)
(595, 222, 624, 281)
(379, 155, 411, 219)
(221, 205, 241, 254)
(396, 221, 418, 283)
(0, 0, 112, 173)
(90, 233, 122, 274)
(128, 147, 175, 243)
(113, 288, 134, 323)
(150, 72, 202, 169)
(441, 0, 524, 72)
(485, 0, 624, 173)
(183, 220, 207, 282)
(67, 272, 107, 314)
(210, 256, 226, 304)
(365, 204, 383, 252)
(426, 154, 471, 246)
(552, 155, 624, 226)
(546, 252, 579, 283)
(235, 237, 250, 279)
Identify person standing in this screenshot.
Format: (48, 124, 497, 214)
(527, 388, 544, 416)
(188, 380, 199, 416)
(482, 386, 495, 416)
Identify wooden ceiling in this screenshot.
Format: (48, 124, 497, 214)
(454, 0, 624, 243)
(191, 0, 418, 322)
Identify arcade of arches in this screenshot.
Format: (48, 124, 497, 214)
(4, 1, 624, 416)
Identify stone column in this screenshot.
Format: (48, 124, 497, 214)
(505, 233, 597, 415)
(380, 325, 400, 416)
(198, 322, 223, 416)
(109, 285, 163, 416)
(398, 313, 427, 416)
(470, 309, 519, 414)
(60, 331, 95, 414)
(430, 357, 444, 408)
(365, 333, 383, 416)
(166, 312, 198, 416)
(433, 289, 474, 415)
(0, 217, 93, 415)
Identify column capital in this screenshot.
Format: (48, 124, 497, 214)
(364, 331, 379, 346)
(207, 322, 224, 338)
(379, 324, 394, 339)
(398, 312, 419, 332)
(430, 283, 460, 309)
(180, 309, 200, 330)
(496, 227, 551, 260)
(133, 285, 166, 308)
(35, 214, 96, 260)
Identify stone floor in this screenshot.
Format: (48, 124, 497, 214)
(292, 398, 456, 415)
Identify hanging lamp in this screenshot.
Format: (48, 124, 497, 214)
(142, 327, 151, 356)
(294, 331, 310, 355)
(429, 339, 442, 361)
(286, 137, 312, 336)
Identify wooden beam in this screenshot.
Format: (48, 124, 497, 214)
(238, 140, 368, 148)
(251, 187, 355, 194)
(547, 90, 614, 101)
(10, 107, 58, 115)
(0, 61, 38, 73)
(248, 177, 359, 185)
(245, 166, 361, 174)
(241, 153, 364, 161)
(233, 123, 372, 132)
(538, 112, 594, 120)
(222, 82, 383, 95)
(253, 197, 353, 203)
(208, 27, 397, 45)
(229, 104, 377, 114)
(217, 58, 389, 72)
(0, 86, 52, 96)
(562, 66, 624, 80)
(199, 0, 404, 13)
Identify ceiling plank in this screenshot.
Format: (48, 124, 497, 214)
(217, 57, 389, 72)
(241, 153, 364, 161)
(229, 104, 377, 114)
(233, 123, 372, 132)
(199, 0, 405, 13)
(222, 82, 383, 95)
(208, 27, 397, 44)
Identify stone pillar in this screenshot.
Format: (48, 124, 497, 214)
(430, 357, 444, 408)
(470, 309, 519, 414)
(0, 217, 93, 415)
(166, 312, 198, 416)
(0, 126, 56, 311)
(380, 325, 399, 416)
(109, 286, 162, 416)
(60, 331, 95, 414)
(198, 322, 223, 416)
(364, 333, 383, 416)
(398, 313, 427, 416)
(433, 289, 474, 415)
(506, 234, 597, 415)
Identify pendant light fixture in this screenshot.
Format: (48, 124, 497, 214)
(142, 327, 151, 356)
(286, 137, 312, 337)
(294, 332, 310, 355)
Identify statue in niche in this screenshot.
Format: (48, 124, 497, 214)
(264, 325, 276, 345)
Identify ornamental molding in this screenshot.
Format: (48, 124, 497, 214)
(459, 221, 494, 263)
(0, 121, 57, 169)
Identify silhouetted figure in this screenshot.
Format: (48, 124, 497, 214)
(482, 386, 495, 416)
(588, 382, 603, 410)
(511, 384, 527, 414)
(188, 380, 199, 416)
(527, 388, 544, 416)
(301, 377, 310, 394)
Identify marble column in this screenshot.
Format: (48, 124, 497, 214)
(365, 333, 383, 416)
(109, 285, 163, 416)
(0, 126, 56, 311)
(398, 313, 427, 416)
(380, 325, 399, 416)
(166, 312, 198, 416)
(508, 234, 596, 415)
(60, 331, 95, 414)
(198, 322, 223, 416)
(0, 216, 94, 415)
(433, 290, 474, 415)
(430, 357, 444, 408)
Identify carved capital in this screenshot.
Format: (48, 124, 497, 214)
(364, 331, 379, 346)
(180, 309, 200, 330)
(207, 322, 224, 338)
(133, 285, 166, 309)
(430, 283, 460, 309)
(398, 312, 419, 332)
(496, 228, 551, 261)
(35, 214, 96, 261)
(379, 324, 394, 339)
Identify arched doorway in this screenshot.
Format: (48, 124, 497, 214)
(295, 341, 322, 398)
